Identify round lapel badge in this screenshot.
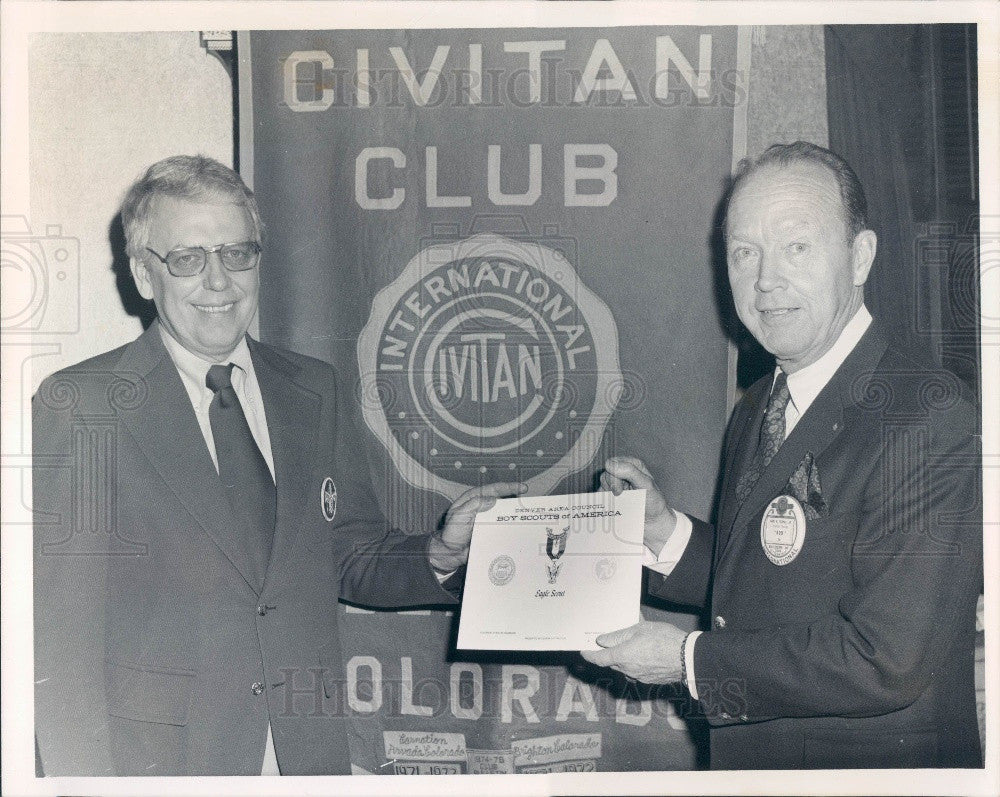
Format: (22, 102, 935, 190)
(760, 495, 806, 566)
(321, 477, 337, 522)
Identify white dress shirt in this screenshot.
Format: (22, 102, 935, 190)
(160, 324, 452, 774)
(158, 325, 282, 775)
(644, 305, 873, 698)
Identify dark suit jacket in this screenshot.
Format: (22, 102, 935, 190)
(650, 324, 982, 769)
(33, 324, 456, 775)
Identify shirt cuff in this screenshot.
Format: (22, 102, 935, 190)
(685, 630, 701, 700)
(432, 568, 457, 583)
(642, 511, 694, 576)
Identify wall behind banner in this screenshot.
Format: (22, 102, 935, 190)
(23, 33, 233, 395)
(14, 32, 233, 551)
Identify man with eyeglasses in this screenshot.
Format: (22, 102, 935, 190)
(32, 155, 521, 776)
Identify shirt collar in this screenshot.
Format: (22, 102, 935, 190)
(778, 304, 872, 418)
(156, 321, 255, 408)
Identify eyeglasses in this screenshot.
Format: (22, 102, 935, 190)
(145, 241, 262, 278)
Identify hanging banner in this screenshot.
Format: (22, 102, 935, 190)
(246, 26, 745, 773)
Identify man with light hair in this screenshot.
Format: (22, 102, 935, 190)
(33, 154, 522, 775)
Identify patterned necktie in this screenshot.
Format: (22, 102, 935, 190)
(206, 363, 276, 586)
(735, 370, 791, 506)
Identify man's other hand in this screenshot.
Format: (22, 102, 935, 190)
(581, 620, 687, 684)
(429, 482, 527, 573)
(600, 456, 677, 554)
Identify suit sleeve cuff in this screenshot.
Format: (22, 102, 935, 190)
(684, 630, 701, 699)
(421, 536, 464, 600)
(643, 511, 694, 576)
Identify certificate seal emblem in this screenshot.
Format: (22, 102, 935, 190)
(594, 557, 616, 581)
(489, 555, 516, 586)
(358, 232, 622, 500)
(760, 495, 806, 566)
(321, 477, 337, 522)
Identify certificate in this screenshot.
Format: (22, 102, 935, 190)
(457, 490, 646, 651)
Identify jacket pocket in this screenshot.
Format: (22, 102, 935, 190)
(318, 643, 337, 701)
(106, 661, 196, 726)
(319, 638, 352, 705)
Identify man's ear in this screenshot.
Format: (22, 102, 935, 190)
(129, 256, 155, 301)
(851, 230, 876, 287)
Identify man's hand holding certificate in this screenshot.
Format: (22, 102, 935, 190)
(457, 490, 646, 651)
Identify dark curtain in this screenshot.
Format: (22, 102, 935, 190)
(825, 24, 980, 390)
(824, 25, 929, 364)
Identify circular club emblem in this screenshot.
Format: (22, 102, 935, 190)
(358, 233, 621, 499)
(489, 555, 516, 586)
(760, 495, 806, 566)
(321, 477, 338, 522)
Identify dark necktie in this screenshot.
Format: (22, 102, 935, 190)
(206, 363, 276, 585)
(735, 370, 791, 506)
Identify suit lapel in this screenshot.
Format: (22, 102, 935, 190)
(716, 377, 770, 555)
(114, 326, 261, 593)
(723, 325, 890, 553)
(248, 339, 322, 594)
(728, 386, 843, 538)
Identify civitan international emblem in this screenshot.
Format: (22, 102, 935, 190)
(545, 526, 569, 584)
(358, 233, 622, 499)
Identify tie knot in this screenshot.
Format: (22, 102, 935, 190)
(206, 363, 236, 394)
(769, 370, 790, 412)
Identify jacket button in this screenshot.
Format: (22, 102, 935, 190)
(739, 714, 749, 722)
(251, 681, 264, 695)
(719, 711, 731, 720)
(256, 605, 267, 616)
(714, 615, 726, 629)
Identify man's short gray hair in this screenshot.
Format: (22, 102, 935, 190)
(121, 155, 262, 260)
(728, 141, 870, 241)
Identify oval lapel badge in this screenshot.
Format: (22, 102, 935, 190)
(321, 477, 338, 522)
(760, 495, 806, 566)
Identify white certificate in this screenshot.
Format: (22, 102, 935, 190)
(457, 490, 646, 651)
